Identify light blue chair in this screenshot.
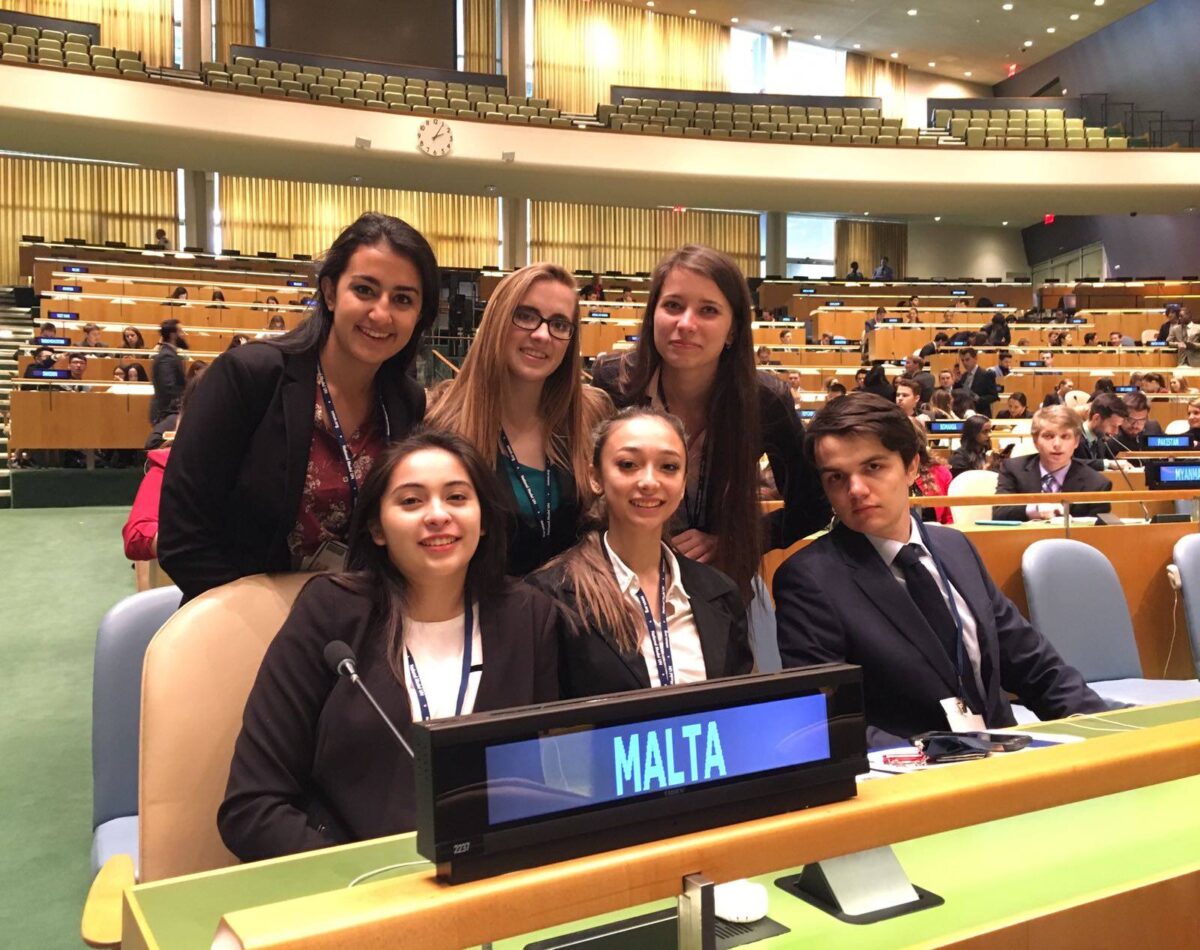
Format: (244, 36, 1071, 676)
(1171, 534, 1200, 679)
(1021, 539, 1200, 707)
(91, 586, 181, 877)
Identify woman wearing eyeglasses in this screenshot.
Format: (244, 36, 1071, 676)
(426, 263, 613, 575)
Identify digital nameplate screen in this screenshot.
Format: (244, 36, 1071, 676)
(1147, 435, 1192, 449)
(1159, 465, 1200, 483)
(483, 693, 830, 827)
(48, 311, 79, 320)
(413, 665, 865, 882)
(929, 420, 965, 434)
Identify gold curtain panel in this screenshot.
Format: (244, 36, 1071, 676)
(530, 201, 759, 277)
(844, 51, 908, 120)
(534, 0, 729, 115)
(5, 0, 174, 67)
(463, 0, 496, 75)
(219, 177, 500, 269)
(835, 219, 908, 280)
(0, 156, 176, 285)
(215, 0, 255, 65)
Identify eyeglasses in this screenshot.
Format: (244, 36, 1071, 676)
(511, 308, 575, 341)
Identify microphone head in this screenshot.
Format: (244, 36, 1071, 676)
(323, 640, 356, 676)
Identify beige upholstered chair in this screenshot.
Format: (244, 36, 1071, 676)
(138, 572, 314, 882)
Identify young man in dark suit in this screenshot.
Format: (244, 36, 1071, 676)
(773, 393, 1105, 747)
(958, 347, 1000, 416)
(1073, 392, 1129, 471)
(1103, 389, 1163, 460)
(150, 317, 188, 424)
(994, 405, 1112, 521)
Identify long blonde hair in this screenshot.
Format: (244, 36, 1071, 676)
(426, 263, 592, 502)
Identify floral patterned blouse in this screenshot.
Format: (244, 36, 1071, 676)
(288, 385, 385, 566)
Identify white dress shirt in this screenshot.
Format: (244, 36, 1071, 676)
(403, 603, 482, 720)
(865, 515, 986, 699)
(604, 533, 706, 687)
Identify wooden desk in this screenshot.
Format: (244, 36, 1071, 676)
(123, 703, 1200, 949)
(9, 390, 152, 449)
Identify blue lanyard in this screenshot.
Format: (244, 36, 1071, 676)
(499, 428, 552, 539)
(316, 360, 390, 512)
(405, 599, 474, 721)
(633, 555, 673, 686)
(914, 517, 971, 704)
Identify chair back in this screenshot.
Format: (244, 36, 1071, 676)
(1020, 539, 1143, 681)
(1064, 390, 1091, 408)
(93, 586, 182, 833)
(1172, 534, 1200, 679)
(1165, 418, 1191, 435)
(946, 469, 999, 526)
(138, 572, 313, 882)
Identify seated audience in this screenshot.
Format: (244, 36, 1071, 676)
(38, 320, 58, 339)
(925, 388, 953, 420)
(853, 368, 868, 391)
(935, 369, 953, 394)
(1168, 376, 1192, 394)
(909, 423, 952, 524)
(845, 260, 864, 280)
(902, 356, 934, 401)
(218, 430, 564, 862)
(1041, 378, 1073, 408)
(1188, 398, 1200, 446)
(78, 323, 105, 356)
(1108, 331, 1124, 348)
(527, 409, 751, 698)
(23, 346, 56, 378)
(774, 394, 1106, 746)
(65, 353, 88, 392)
(996, 392, 1031, 419)
(994, 406, 1112, 521)
(918, 332, 948, 360)
(1090, 378, 1116, 398)
(958, 347, 999, 415)
(948, 415, 996, 478)
(168, 285, 189, 302)
(121, 326, 146, 349)
(894, 376, 922, 420)
(755, 345, 772, 367)
(1104, 390, 1163, 459)
(1139, 372, 1167, 394)
(990, 351, 1012, 378)
(786, 371, 804, 407)
(1074, 392, 1130, 470)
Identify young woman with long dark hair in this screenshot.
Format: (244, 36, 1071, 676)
(590, 245, 829, 610)
(160, 212, 437, 601)
(219, 429, 563, 862)
(528, 408, 751, 698)
(426, 263, 612, 574)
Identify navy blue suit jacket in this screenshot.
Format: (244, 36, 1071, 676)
(774, 522, 1105, 743)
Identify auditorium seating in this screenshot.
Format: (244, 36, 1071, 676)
(0, 19, 145, 77)
(930, 107, 1130, 150)
(198, 53, 570, 126)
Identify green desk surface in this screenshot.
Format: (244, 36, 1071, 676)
(129, 701, 1200, 949)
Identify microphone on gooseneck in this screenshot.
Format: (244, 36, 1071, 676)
(1103, 440, 1151, 523)
(323, 640, 415, 760)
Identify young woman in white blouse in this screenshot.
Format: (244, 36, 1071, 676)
(219, 429, 563, 862)
(528, 408, 752, 698)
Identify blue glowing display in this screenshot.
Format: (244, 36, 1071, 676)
(483, 693, 830, 826)
(1159, 465, 1200, 482)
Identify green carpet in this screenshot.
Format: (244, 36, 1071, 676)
(0, 507, 134, 948)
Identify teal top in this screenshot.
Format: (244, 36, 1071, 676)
(505, 460, 562, 519)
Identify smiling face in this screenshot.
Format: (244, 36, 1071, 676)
(504, 278, 577, 386)
(591, 415, 686, 535)
(1035, 424, 1079, 471)
(321, 242, 423, 372)
(369, 448, 482, 584)
(814, 433, 919, 542)
(652, 267, 734, 374)
(1189, 404, 1200, 429)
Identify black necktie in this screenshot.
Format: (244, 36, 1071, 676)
(892, 544, 985, 713)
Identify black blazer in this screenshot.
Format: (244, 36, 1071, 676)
(774, 522, 1106, 744)
(218, 576, 564, 862)
(527, 554, 753, 698)
(994, 455, 1112, 520)
(1104, 420, 1164, 458)
(500, 461, 582, 577)
(590, 353, 830, 551)
(150, 343, 185, 423)
(965, 367, 1000, 414)
(158, 342, 425, 602)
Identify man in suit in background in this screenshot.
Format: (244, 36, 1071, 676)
(903, 355, 935, 402)
(958, 347, 1000, 416)
(1074, 392, 1130, 471)
(994, 405, 1112, 521)
(774, 393, 1106, 747)
(1104, 390, 1163, 461)
(872, 256, 895, 279)
(151, 318, 187, 424)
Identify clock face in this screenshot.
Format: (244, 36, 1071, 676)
(417, 118, 453, 157)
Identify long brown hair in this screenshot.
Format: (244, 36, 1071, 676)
(616, 245, 762, 601)
(425, 263, 592, 504)
(334, 428, 510, 682)
(549, 407, 688, 653)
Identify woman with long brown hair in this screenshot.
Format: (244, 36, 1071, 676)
(528, 408, 751, 698)
(590, 246, 829, 665)
(426, 262, 612, 574)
